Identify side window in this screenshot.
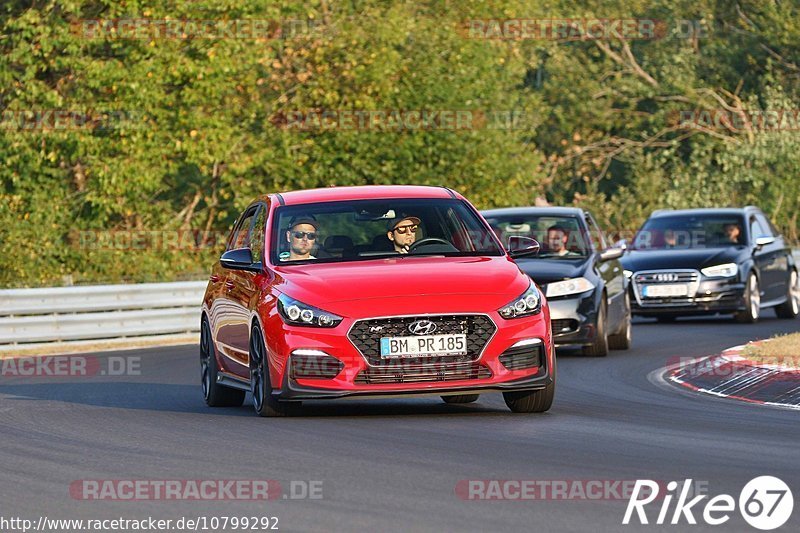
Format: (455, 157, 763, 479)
(755, 214, 774, 237)
(585, 213, 607, 251)
(250, 206, 267, 262)
(749, 216, 767, 240)
(228, 208, 257, 251)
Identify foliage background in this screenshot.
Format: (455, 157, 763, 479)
(2, 0, 798, 287)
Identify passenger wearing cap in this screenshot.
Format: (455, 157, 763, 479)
(386, 215, 421, 254)
(284, 216, 319, 261)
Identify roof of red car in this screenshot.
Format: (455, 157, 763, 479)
(272, 185, 462, 206)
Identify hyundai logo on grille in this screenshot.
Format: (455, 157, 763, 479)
(408, 320, 437, 335)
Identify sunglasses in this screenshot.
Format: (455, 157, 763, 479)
(393, 224, 418, 235)
(291, 231, 317, 240)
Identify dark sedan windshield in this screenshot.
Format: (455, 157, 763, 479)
(482, 214, 590, 259)
(633, 214, 747, 250)
(271, 198, 503, 264)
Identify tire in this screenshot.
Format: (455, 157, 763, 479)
(775, 269, 800, 319)
(249, 325, 297, 417)
(200, 319, 246, 407)
(735, 273, 761, 323)
(441, 394, 479, 404)
(608, 292, 632, 350)
(582, 299, 608, 357)
(503, 356, 556, 413)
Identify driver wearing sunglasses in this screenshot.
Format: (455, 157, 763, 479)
(284, 216, 319, 261)
(386, 215, 421, 254)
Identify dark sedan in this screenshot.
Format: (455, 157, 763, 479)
(482, 207, 631, 356)
(621, 207, 799, 323)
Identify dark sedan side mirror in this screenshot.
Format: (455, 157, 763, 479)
(599, 247, 624, 262)
(220, 248, 261, 272)
(507, 236, 540, 259)
(754, 236, 776, 248)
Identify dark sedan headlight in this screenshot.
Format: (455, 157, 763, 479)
(700, 263, 738, 278)
(277, 293, 343, 327)
(499, 283, 542, 319)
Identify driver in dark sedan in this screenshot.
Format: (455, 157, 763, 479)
(722, 222, 742, 244)
(545, 225, 579, 257)
(386, 215, 421, 254)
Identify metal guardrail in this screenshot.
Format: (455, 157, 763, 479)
(0, 281, 206, 346)
(0, 250, 798, 348)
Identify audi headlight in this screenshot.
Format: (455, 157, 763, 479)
(277, 294, 343, 328)
(700, 263, 738, 279)
(499, 283, 542, 319)
(545, 277, 595, 298)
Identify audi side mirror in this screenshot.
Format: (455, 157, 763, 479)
(507, 236, 540, 259)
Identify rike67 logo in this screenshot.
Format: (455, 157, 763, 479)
(623, 476, 793, 530)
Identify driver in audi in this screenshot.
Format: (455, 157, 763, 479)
(386, 215, 421, 254)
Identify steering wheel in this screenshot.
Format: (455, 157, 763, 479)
(408, 237, 454, 252)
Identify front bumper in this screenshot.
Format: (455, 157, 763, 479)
(631, 276, 746, 316)
(547, 290, 599, 347)
(262, 308, 553, 401)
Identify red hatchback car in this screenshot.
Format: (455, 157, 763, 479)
(201, 186, 555, 416)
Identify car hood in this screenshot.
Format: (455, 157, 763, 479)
(621, 247, 748, 272)
(274, 255, 530, 308)
(514, 257, 590, 285)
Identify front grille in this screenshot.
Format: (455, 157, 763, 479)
(634, 271, 699, 284)
(498, 344, 543, 371)
(354, 361, 491, 384)
(632, 270, 701, 307)
(551, 319, 579, 335)
(348, 314, 496, 366)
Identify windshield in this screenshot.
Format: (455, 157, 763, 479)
(633, 214, 747, 250)
(270, 198, 503, 264)
(482, 214, 590, 259)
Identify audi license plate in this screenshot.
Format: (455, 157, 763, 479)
(642, 284, 689, 298)
(380, 334, 467, 359)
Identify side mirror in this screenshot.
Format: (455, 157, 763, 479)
(754, 236, 775, 248)
(220, 248, 261, 272)
(599, 247, 624, 262)
(507, 236, 540, 258)
(611, 238, 628, 251)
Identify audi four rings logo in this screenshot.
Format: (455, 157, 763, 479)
(654, 273, 678, 282)
(408, 320, 437, 335)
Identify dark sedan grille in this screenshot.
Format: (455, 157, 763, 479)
(632, 270, 701, 307)
(551, 319, 579, 335)
(354, 361, 491, 384)
(348, 314, 496, 366)
(634, 271, 699, 284)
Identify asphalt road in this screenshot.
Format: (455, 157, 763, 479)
(1, 314, 799, 533)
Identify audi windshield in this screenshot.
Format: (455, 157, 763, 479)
(633, 214, 747, 250)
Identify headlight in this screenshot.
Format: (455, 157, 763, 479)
(499, 283, 542, 319)
(700, 263, 738, 278)
(623, 270, 633, 279)
(545, 277, 595, 298)
(277, 294, 343, 328)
